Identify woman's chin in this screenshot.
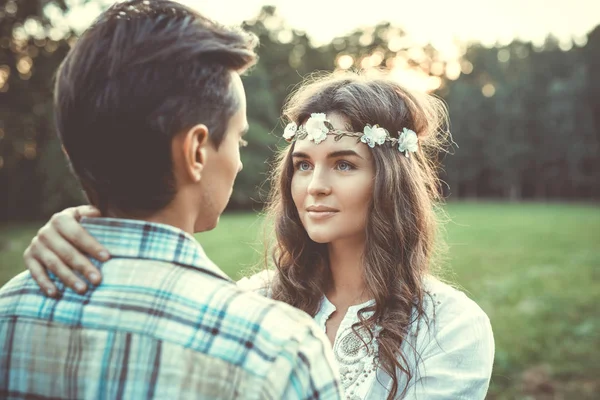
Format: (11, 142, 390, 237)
(306, 231, 333, 244)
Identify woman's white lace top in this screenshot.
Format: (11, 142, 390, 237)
(237, 271, 494, 399)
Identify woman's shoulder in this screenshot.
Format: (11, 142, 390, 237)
(236, 269, 276, 297)
(385, 279, 494, 398)
(422, 275, 489, 320)
(418, 275, 493, 346)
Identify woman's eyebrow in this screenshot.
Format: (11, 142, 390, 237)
(291, 151, 310, 158)
(291, 150, 365, 160)
(326, 150, 364, 159)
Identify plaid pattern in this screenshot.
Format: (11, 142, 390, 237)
(0, 218, 342, 400)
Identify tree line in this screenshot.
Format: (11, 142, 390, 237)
(1, 2, 598, 221)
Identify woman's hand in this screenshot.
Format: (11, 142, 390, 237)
(23, 205, 109, 297)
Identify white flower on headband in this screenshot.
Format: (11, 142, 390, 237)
(282, 113, 419, 158)
(305, 113, 329, 144)
(360, 124, 388, 148)
(283, 122, 297, 141)
(398, 128, 418, 157)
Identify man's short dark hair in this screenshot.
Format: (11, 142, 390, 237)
(55, 0, 258, 215)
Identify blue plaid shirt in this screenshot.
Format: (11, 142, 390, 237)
(0, 218, 342, 400)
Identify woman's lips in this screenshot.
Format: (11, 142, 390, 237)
(306, 210, 338, 220)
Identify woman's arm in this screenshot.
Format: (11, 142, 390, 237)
(236, 269, 275, 297)
(23, 206, 109, 296)
(402, 302, 495, 399)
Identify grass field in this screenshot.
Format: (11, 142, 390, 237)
(1, 202, 599, 399)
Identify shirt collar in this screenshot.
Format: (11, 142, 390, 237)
(315, 296, 376, 328)
(81, 217, 233, 283)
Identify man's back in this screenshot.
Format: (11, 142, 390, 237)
(0, 218, 342, 399)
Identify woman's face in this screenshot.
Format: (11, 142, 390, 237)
(291, 113, 375, 245)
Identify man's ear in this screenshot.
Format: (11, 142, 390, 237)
(175, 124, 209, 183)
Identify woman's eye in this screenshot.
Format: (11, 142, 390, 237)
(336, 161, 354, 171)
(295, 161, 311, 171)
(239, 139, 248, 148)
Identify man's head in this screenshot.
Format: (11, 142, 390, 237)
(55, 0, 256, 230)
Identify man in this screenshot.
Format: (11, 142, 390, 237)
(0, 1, 342, 399)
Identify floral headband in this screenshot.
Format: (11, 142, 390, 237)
(283, 113, 418, 157)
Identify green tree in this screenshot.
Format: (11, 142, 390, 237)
(0, 0, 84, 221)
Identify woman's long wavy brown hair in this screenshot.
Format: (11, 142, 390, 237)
(264, 71, 450, 399)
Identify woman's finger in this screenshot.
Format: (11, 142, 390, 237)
(37, 228, 102, 285)
(49, 212, 109, 262)
(72, 205, 101, 220)
(24, 248, 58, 298)
(29, 238, 88, 294)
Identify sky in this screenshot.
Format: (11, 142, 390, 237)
(64, 0, 599, 51)
(181, 0, 598, 48)
(54, 0, 599, 91)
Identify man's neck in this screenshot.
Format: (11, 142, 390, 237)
(106, 198, 196, 235)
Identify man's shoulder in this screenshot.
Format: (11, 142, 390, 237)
(0, 260, 326, 364)
(0, 264, 341, 399)
(208, 273, 324, 343)
(0, 258, 316, 336)
(105, 258, 314, 326)
(232, 287, 317, 329)
(0, 270, 40, 300)
(123, 260, 331, 382)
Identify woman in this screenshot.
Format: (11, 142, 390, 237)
(24, 72, 494, 399)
